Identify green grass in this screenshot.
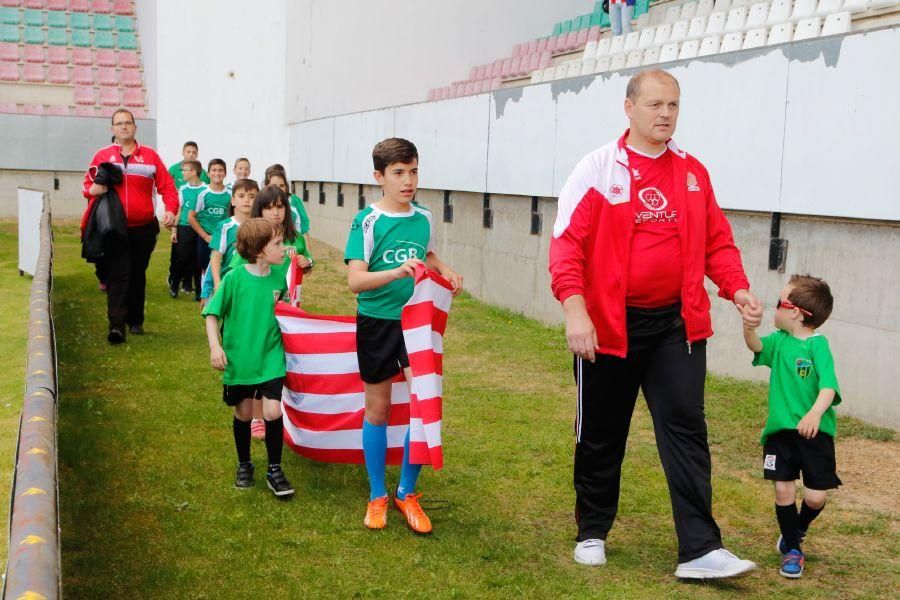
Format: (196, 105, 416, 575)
(47, 222, 899, 599)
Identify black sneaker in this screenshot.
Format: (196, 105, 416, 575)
(168, 275, 178, 298)
(235, 462, 254, 489)
(129, 324, 144, 335)
(181, 284, 193, 294)
(107, 327, 126, 344)
(266, 466, 294, 498)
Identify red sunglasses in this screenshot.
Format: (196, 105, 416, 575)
(776, 298, 813, 317)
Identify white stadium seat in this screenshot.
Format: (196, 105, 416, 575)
(840, 0, 869, 11)
(594, 55, 611, 73)
(642, 47, 662, 65)
(531, 70, 542, 84)
(610, 35, 626, 55)
(567, 61, 583, 78)
(638, 27, 657, 49)
(610, 53, 627, 71)
(665, 5, 683, 22)
(697, 0, 716, 15)
(821, 10, 851, 34)
(793, 15, 821, 39)
(681, 1, 700, 20)
(582, 57, 597, 73)
(654, 23, 673, 45)
(721, 31, 745, 50)
(767, 21, 794, 43)
(743, 27, 768, 47)
(624, 31, 641, 52)
(542, 66, 556, 80)
(596, 37, 613, 57)
(747, 2, 771, 27)
(660, 42, 681, 61)
(792, 0, 818, 20)
(869, 0, 898, 8)
(816, 0, 843, 15)
(554, 64, 569, 80)
(731, 0, 751, 8)
(583, 41, 598, 59)
(699, 34, 722, 55)
(768, 0, 794, 24)
(713, 0, 733, 11)
(637, 12, 651, 28)
(706, 11, 727, 34)
(679, 39, 701, 58)
(671, 19, 691, 42)
(724, 7, 748, 32)
(626, 49, 644, 68)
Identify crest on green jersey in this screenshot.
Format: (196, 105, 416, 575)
(795, 358, 812, 379)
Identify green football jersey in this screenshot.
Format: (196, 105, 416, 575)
(177, 183, 207, 226)
(202, 265, 287, 386)
(344, 203, 434, 320)
(168, 161, 210, 190)
(194, 187, 231, 234)
(290, 193, 310, 235)
(753, 330, 841, 444)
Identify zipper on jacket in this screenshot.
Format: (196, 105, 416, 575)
(686, 340, 692, 354)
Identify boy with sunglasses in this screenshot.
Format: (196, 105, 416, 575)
(739, 274, 841, 580)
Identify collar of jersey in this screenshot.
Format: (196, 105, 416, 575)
(372, 205, 416, 218)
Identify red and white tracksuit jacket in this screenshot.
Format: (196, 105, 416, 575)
(549, 131, 750, 357)
(81, 141, 178, 229)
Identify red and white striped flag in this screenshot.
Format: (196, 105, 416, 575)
(275, 265, 452, 468)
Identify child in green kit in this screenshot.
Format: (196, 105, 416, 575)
(189, 158, 230, 278)
(739, 274, 841, 579)
(203, 218, 294, 498)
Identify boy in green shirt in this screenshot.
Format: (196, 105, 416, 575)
(344, 138, 462, 534)
(203, 218, 294, 498)
(189, 159, 230, 277)
(168, 140, 210, 189)
(739, 274, 841, 579)
(168, 159, 207, 299)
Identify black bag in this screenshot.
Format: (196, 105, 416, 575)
(81, 162, 127, 262)
(602, 0, 610, 14)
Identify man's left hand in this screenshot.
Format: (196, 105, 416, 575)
(163, 211, 176, 228)
(733, 289, 760, 310)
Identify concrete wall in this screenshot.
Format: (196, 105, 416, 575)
(285, 0, 594, 122)
(0, 171, 88, 220)
(295, 182, 900, 430)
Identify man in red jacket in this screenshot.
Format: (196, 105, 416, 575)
(549, 70, 760, 578)
(83, 108, 178, 344)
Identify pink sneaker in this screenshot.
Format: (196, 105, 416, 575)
(250, 419, 265, 440)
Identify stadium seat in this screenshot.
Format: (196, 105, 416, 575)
(659, 42, 681, 61)
(575, 28, 589, 47)
(679, 39, 701, 57)
(541, 66, 554, 80)
(70, 12, 90, 29)
(636, 12, 651, 28)
(47, 45, 67, 63)
(747, 2, 770, 27)
(24, 9, 42, 26)
(0, 24, 19, 43)
(92, 0, 113, 14)
(0, 42, 17, 61)
(821, 10, 851, 33)
(665, 5, 682, 22)
(74, 106, 97, 116)
(581, 56, 596, 73)
(23, 63, 43, 82)
(654, 23, 673, 45)
(500, 58, 512, 78)
(721, 31, 744, 50)
(609, 35, 625, 54)
(0, 8, 18, 25)
(23, 103, 44, 115)
(480, 79, 491, 92)
(768, 0, 794, 24)
(425, 89, 435, 101)
(699, 35, 722, 55)
(24, 27, 45, 45)
(724, 7, 748, 32)
(566, 60, 582, 78)
(841, 0, 869, 11)
(794, 15, 821, 38)
(467, 65, 478, 80)
(642, 46, 661, 65)
(70, 0, 90, 12)
(24, 0, 46, 8)
(48, 28, 67, 46)
(47, 63, 68, 83)
(553, 64, 568, 80)
(743, 27, 768, 47)
(610, 53, 627, 71)
(0, 0, 17, 5)
(564, 30, 579, 50)
(537, 50, 551, 69)
(97, 66, 117, 86)
(816, 0, 844, 15)
(705, 12, 726, 34)
(697, 0, 716, 14)
(131, 108, 146, 119)
(113, 0, 134, 15)
(712, 0, 732, 12)
(0, 102, 16, 113)
(100, 87, 121, 106)
(623, 31, 640, 52)
(768, 21, 794, 42)
(682, 1, 700, 19)
(530, 70, 542, 84)
(46, 104, 69, 116)
(95, 31, 115, 48)
(95, 49, 115, 66)
(23, 45, 42, 63)
(47, 0, 67, 9)
(117, 31, 138, 51)
(71, 47, 92, 65)
(670, 19, 690, 42)
(72, 65, 92, 84)
(536, 37, 549, 54)
(626, 50, 643, 68)
(525, 53, 538, 72)
(596, 37, 612, 56)
(583, 40, 597, 59)
(689, 15, 709, 37)
(47, 10, 66, 27)
(0, 61, 18, 81)
(732, 0, 751, 7)
(791, 0, 818, 20)
(594, 55, 611, 73)
(638, 27, 656, 49)
(463, 81, 475, 95)
(93, 14, 113, 31)
(118, 50, 139, 68)
(71, 29, 91, 47)
(588, 25, 601, 42)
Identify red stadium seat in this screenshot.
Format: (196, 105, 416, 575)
(69, 0, 90, 11)
(74, 105, 97, 116)
(96, 66, 117, 86)
(46, 104, 70, 116)
(72, 47, 93, 65)
(0, 62, 19, 81)
(24, 0, 46, 8)
(48, 64, 69, 83)
(576, 28, 589, 46)
(99, 87, 121, 106)
(47, 0, 68, 9)
(92, 0, 113, 14)
(74, 86, 97, 105)
(480, 79, 491, 93)
(24, 45, 46, 63)
(537, 50, 551, 70)
(113, 0, 133, 15)
(536, 38, 549, 54)
(95, 49, 117, 66)
(0, 42, 19, 62)
(72, 65, 93, 84)
(23, 63, 45, 83)
(48, 46, 68, 64)
(490, 77, 501, 91)
(118, 50, 139, 68)
(122, 87, 143, 106)
(130, 107, 145, 118)
(426, 89, 435, 101)
(500, 58, 513, 78)
(588, 26, 601, 42)
(23, 103, 45, 115)
(0, 102, 17, 113)
(120, 67, 141, 87)
(526, 40, 539, 54)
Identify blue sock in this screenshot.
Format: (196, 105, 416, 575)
(362, 420, 387, 500)
(397, 428, 422, 500)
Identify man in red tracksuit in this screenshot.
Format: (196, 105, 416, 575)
(549, 70, 761, 579)
(82, 108, 178, 344)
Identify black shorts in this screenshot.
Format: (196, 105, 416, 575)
(763, 430, 842, 490)
(356, 314, 409, 384)
(222, 377, 283, 407)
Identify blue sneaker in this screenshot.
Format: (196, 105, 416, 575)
(780, 549, 805, 578)
(776, 530, 807, 555)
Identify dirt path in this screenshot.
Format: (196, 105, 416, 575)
(833, 437, 900, 515)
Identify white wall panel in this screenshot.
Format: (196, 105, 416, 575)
(333, 109, 395, 184)
(290, 118, 334, 182)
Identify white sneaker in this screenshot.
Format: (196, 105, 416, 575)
(674, 548, 756, 579)
(574, 539, 607, 566)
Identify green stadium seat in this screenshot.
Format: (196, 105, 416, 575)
(577, 15, 591, 29)
(561, 19, 573, 33)
(589, 12, 602, 27)
(23, 26, 44, 45)
(70, 12, 90, 30)
(116, 31, 137, 50)
(94, 30, 115, 48)
(552, 22, 562, 36)
(93, 14, 113, 31)
(114, 15, 134, 32)
(24, 9, 42, 27)
(0, 24, 18, 43)
(634, 0, 651, 18)
(600, 10, 610, 27)
(71, 29, 91, 47)
(0, 8, 18, 25)
(48, 28, 67, 46)
(47, 11, 67, 29)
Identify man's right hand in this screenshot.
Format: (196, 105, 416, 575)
(563, 295, 599, 362)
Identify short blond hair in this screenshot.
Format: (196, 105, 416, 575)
(626, 69, 680, 100)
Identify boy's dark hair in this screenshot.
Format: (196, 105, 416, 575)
(788, 274, 833, 328)
(231, 178, 259, 196)
(234, 157, 250, 167)
(110, 108, 134, 125)
(372, 138, 418, 173)
(253, 185, 298, 242)
(236, 218, 282, 264)
(208, 158, 227, 172)
(183, 140, 198, 150)
(181, 159, 202, 175)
